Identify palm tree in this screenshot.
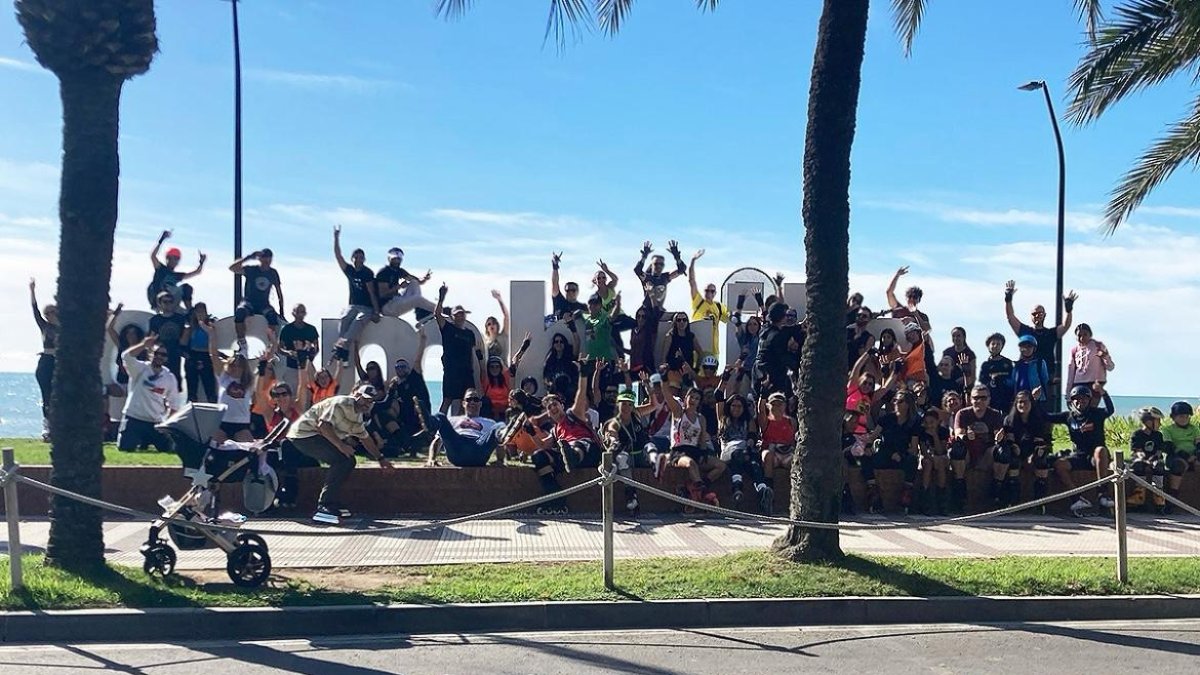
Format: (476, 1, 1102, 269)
(1067, 0, 1200, 233)
(15, 0, 158, 571)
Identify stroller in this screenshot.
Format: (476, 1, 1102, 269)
(139, 402, 287, 588)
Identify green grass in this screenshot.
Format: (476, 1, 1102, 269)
(4, 552, 1200, 611)
(1, 438, 180, 467)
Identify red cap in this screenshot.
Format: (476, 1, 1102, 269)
(165, 247, 182, 259)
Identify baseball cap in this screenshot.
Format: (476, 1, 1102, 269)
(165, 247, 182, 259)
(616, 391, 636, 404)
(1017, 334, 1037, 347)
(487, 355, 503, 366)
(768, 391, 787, 403)
(451, 305, 469, 315)
(353, 384, 378, 398)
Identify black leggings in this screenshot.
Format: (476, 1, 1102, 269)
(35, 353, 55, 420)
(185, 350, 217, 403)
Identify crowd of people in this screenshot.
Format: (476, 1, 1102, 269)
(28, 230, 1200, 525)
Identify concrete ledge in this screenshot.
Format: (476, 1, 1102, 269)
(4, 595, 1200, 643)
(10, 464, 1197, 517)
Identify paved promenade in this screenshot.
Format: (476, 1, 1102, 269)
(5, 512, 1200, 570)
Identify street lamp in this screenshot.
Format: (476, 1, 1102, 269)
(231, 0, 244, 306)
(1019, 79, 1066, 410)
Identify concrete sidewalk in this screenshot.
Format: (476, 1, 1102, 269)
(6, 512, 1200, 570)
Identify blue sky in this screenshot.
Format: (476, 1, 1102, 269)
(1, 0, 1198, 395)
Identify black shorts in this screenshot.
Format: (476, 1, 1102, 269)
(442, 371, 473, 402)
(234, 301, 281, 327)
(1061, 449, 1095, 471)
(220, 421, 252, 438)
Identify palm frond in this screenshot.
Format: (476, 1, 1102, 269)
(1067, 0, 1200, 125)
(1104, 95, 1200, 233)
(1073, 0, 1104, 37)
(542, 0, 594, 49)
(891, 0, 928, 57)
(596, 0, 635, 36)
(434, 0, 473, 20)
(695, 0, 720, 12)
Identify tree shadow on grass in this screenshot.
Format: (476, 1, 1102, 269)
(833, 555, 969, 597)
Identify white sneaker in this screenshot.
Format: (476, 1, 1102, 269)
(1098, 496, 1115, 509)
(626, 497, 639, 512)
(1070, 497, 1093, 516)
(236, 338, 249, 357)
(311, 506, 340, 525)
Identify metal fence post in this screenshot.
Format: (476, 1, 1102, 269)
(601, 450, 614, 590)
(1114, 450, 1129, 584)
(2, 447, 22, 591)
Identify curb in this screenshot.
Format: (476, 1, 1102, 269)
(3, 595, 1200, 643)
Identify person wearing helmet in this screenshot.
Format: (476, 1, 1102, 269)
(1012, 334, 1050, 404)
(1047, 382, 1115, 516)
(1127, 406, 1183, 514)
(978, 333, 1015, 416)
(376, 246, 436, 322)
(1156, 398, 1195, 504)
(1004, 280, 1078, 410)
(147, 229, 205, 312)
(694, 354, 722, 391)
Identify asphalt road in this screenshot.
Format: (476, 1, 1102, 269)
(1, 620, 1198, 674)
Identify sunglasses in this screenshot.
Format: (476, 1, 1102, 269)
(971, 396, 989, 401)
(705, 288, 717, 294)
(675, 318, 688, 323)
(464, 397, 482, 403)
(271, 390, 290, 398)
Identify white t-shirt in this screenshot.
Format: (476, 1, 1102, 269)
(447, 415, 499, 441)
(218, 373, 253, 424)
(122, 353, 180, 423)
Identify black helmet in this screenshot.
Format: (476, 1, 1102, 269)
(1139, 406, 1164, 422)
(1170, 401, 1193, 418)
(1069, 385, 1092, 399)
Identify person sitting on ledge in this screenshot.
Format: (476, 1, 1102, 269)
(428, 388, 507, 468)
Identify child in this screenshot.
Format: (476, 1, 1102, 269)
(1011, 335, 1050, 405)
(1128, 407, 1185, 513)
(1159, 401, 1200, 498)
(978, 333, 1015, 415)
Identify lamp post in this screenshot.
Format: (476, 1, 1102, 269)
(1019, 79, 1065, 410)
(231, 0, 244, 306)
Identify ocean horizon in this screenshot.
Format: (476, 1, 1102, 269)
(0, 371, 1190, 440)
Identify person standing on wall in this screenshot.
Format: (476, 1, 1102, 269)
(1004, 280, 1078, 411)
(331, 225, 382, 364)
(29, 278, 58, 441)
(147, 229, 205, 313)
(434, 283, 484, 415)
(688, 249, 730, 358)
(229, 248, 284, 356)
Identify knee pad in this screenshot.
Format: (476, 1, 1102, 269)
(532, 449, 552, 471)
(233, 304, 250, 323)
(949, 441, 967, 462)
(1130, 459, 1149, 476)
(1149, 459, 1167, 476)
(615, 451, 631, 473)
(1170, 457, 1188, 477)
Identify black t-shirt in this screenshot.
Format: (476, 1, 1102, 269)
(1018, 323, 1060, 369)
(917, 425, 950, 453)
(278, 321, 319, 369)
(552, 292, 586, 320)
(148, 312, 187, 359)
(147, 266, 184, 306)
(979, 356, 1015, 413)
(1131, 429, 1165, 457)
(1049, 394, 1113, 452)
(242, 265, 280, 308)
(928, 369, 964, 408)
(343, 264, 376, 307)
(877, 412, 919, 456)
(440, 322, 477, 374)
(375, 265, 410, 300)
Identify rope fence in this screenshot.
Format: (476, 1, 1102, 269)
(2, 446, 1193, 591)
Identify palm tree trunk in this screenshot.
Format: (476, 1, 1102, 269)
(45, 72, 124, 571)
(773, 0, 869, 563)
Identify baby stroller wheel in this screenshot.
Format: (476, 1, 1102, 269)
(141, 544, 177, 577)
(235, 532, 268, 552)
(226, 543, 272, 588)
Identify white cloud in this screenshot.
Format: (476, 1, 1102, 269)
(863, 198, 1106, 233)
(0, 56, 43, 74)
(243, 68, 404, 93)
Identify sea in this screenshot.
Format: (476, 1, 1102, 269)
(0, 371, 1188, 439)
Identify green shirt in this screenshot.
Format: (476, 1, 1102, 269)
(582, 312, 615, 360)
(1161, 421, 1200, 454)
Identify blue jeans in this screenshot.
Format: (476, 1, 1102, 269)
(432, 414, 503, 467)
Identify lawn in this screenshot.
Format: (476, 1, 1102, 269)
(4, 552, 1200, 611)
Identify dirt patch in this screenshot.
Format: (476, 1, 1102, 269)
(183, 566, 431, 593)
